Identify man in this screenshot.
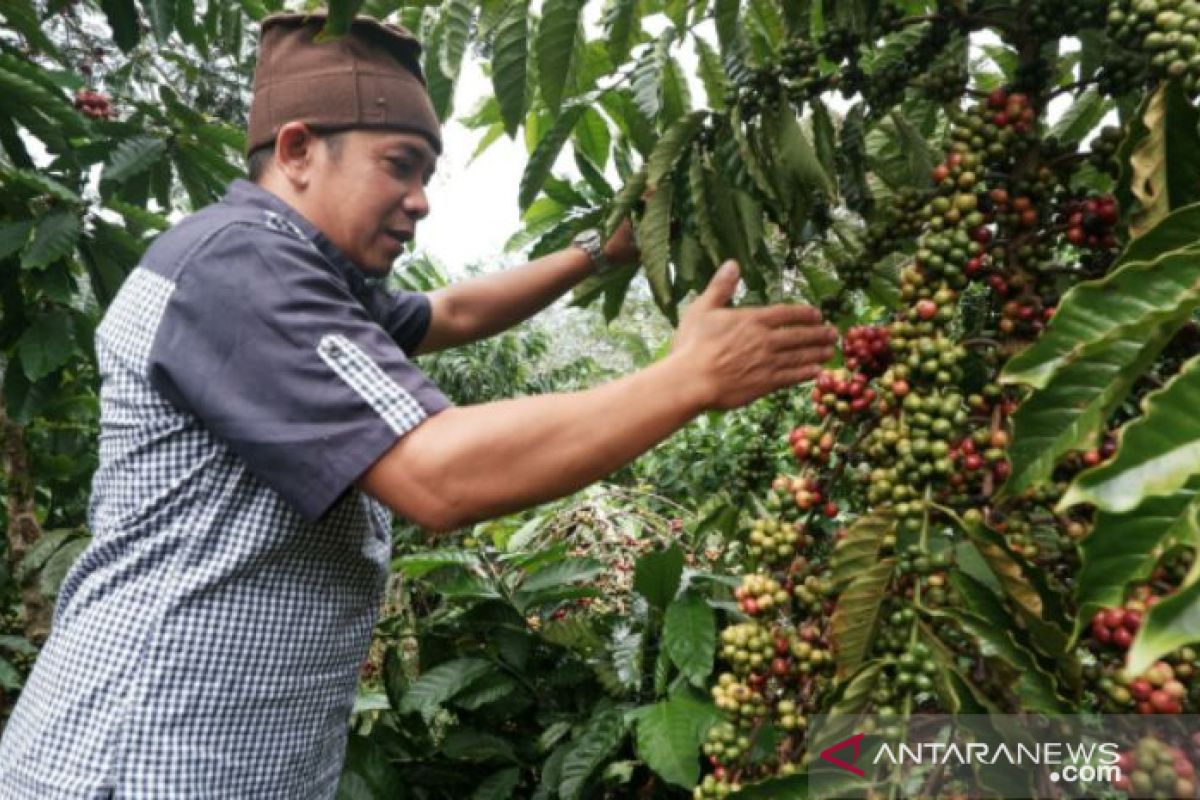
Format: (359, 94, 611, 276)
(0, 12, 836, 799)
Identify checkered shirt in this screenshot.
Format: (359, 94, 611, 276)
(0, 181, 449, 799)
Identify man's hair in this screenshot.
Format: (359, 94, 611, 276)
(246, 129, 348, 183)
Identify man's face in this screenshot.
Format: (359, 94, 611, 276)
(305, 130, 437, 275)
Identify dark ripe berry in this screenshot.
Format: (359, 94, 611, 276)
(1113, 627, 1134, 649)
(1102, 608, 1124, 628)
(772, 657, 790, 676)
(1150, 690, 1179, 713)
(1123, 609, 1142, 631)
(987, 87, 1008, 109)
(824, 501, 839, 518)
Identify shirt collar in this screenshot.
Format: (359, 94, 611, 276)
(222, 179, 379, 295)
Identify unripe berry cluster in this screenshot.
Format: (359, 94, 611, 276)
(745, 517, 807, 565)
(1107, 0, 1200, 92)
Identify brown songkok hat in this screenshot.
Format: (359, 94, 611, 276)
(247, 11, 443, 156)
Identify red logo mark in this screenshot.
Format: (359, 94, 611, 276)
(819, 732, 866, 777)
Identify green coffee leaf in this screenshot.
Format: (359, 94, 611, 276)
(18, 310, 75, 381)
(633, 688, 719, 788)
(102, 136, 168, 185)
(491, 3, 528, 137)
(537, 0, 585, 115)
(519, 104, 585, 209)
(633, 544, 684, 611)
(1062, 353, 1200, 512)
(663, 591, 715, 685)
(1127, 578, 1200, 675)
(1075, 476, 1200, 640)
(831, 557, 894, 678)
(640, 180, 676, 321)
(399, 658, 496, 722)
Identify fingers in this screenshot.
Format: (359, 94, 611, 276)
(772, 364, 824, 387)
(756, 302, 825, 327)
(693, 260, 741, 310)
(782, 344, 837, 366)
(768, 325, 839, 351)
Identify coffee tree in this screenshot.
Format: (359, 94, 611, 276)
(428, 0, 1200, 794)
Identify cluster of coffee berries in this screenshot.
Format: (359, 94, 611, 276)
(711, 672, 768, 722)
(1099, 47, 1153, 95)
(770, 473, 834, 516)
(858, 21, 954, 116)
(733, 574, 787, 616)
(729, 29, 860, 116)
(718, 623, 777, 675)
(813, 368, 877, 418)
(883, 324, 967, 390)
(1060, 194, 1120, 249)
(745, 517, 807, 564)
(73, 89, 112, 119)
(1090, 605, 1145, 650)
(844, 325, 893, 376)
(893, 642, 939, 694)
(1107, 0, 1200, 93)
(896, 543, 955, 578)
(995, 296, 1052, 336)
(917, 58, 969, 103)
(790, 571, 834, 614)
(699, 721, 748, 797)
(787, 425, 835, 464)
(693, 772, 741, 799)
(1113, 737, 1197, 797)
(1089, 125, 1126, 174)
(1128, 660, 1189, 714)
(778, 37, 829, 102)
(817, 28, 861, 62)
(1029, 0, 1108, 38)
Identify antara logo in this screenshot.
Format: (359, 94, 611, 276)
(819, 732, 867, 777)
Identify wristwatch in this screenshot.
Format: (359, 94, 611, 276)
(571, 228, 617, 276)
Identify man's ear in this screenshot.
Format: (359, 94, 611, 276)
(274, 121, 318, 189)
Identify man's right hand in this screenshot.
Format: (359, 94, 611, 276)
(670, 260, 838, 411)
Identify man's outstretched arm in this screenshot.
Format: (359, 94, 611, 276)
(360, 262, 837, 532)
(414, 221, 639, 354)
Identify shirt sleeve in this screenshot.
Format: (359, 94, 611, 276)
(147, 223, 452, 522)
(361, 284, 433, 355)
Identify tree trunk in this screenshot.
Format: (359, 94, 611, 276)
(1, 402, 52, 645)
